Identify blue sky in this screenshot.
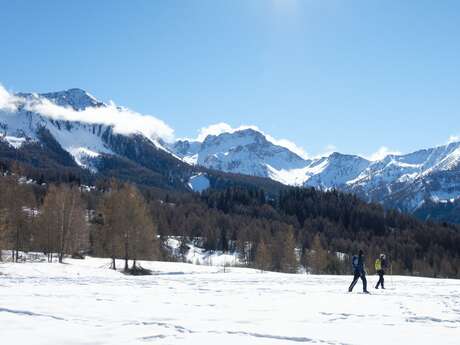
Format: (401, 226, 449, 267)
(1, 0, 459, 158)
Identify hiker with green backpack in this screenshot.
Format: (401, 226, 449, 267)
(374, 253, 388, 289)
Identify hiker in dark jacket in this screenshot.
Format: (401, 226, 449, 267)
(374, 253, 388, 289)
(348, 250, 369, 293)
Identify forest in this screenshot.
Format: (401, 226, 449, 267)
(1, 163, 460, 278)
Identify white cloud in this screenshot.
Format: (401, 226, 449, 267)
(0, 84, 175, 142)
(195, 122, 310, 159)
(265, 135, 309, 159)
(447, 135, 460, 144)
(313, 144, 337, 159)
(367, 146, 401, 161)
(4, 84, 309, 155)
(0, 84, 20, 112)
(196, 122, 237, 141)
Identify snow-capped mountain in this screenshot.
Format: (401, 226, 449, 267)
(172, 129, 309, 178)
(0, 88, 198, 191)
(1, 89, 116, 171)
(19, 88, 105, 110)
(302, 153, 370, 189)
(169, 128, 460, 213)
(346, 142, 460, 211)
(1, 86, 460, 215)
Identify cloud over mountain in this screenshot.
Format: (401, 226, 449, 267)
(0, 84, 175, 142)
(195, 122, 309, 159)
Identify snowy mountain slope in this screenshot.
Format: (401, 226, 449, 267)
(303, 152, 370, 189)
(0, 89, 114, 170)
(0, 89, 200, 191)
(1, 256, 459, 345)
(171, 128, 310, 178)
(170, 127, 460, 213)
(1, 88, 192, 172)
(345, 142, 460, 211)
(19, 88, 105, 110)
(0, 89, 181, 171)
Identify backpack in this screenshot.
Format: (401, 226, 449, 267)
(375, 258, 382, 271)
(352, 255, 359, 271)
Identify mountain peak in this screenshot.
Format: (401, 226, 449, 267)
(328, 151, 370, 162)
(40, 88, 104, 110)
(201, 127, 265, 142)
(203, 127, 267, 145)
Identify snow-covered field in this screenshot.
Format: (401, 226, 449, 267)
(1, 257, 459, 345)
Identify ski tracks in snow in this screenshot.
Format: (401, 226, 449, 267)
(1, 259, 459, 344)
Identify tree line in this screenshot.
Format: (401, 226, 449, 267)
(0, 174, 160, 273)
(1, 171, 460, 278)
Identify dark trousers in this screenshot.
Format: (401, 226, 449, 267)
(375, 270, 385, 289)
(349, 271, 367, 292)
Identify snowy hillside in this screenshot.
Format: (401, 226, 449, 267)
(1, 257, 459, 345)
(0, 88, 174, 172)
(172, 128, 309, 178)
(346, 142, 460, 211)
(0, 89, 115, 170)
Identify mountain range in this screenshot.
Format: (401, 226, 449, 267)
(1, 88, 459, 220)
(170, 127, 460, 215)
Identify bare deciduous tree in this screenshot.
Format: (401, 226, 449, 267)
(40, 184, 88, 263)
(0, 176, 35, 262)
(97, 183, 159, 272)
(255, 240, 271, 272)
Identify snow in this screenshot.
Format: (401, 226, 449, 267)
(2, 135, 27, 148)
(170, 128, 460, 211)
(45, 121, 113, 168)
(187, 174, 210, 192)
(39, 88, 103, 110)
(172, 129, 309, 177)
(0, 102, 114, 169)
(1, 89, 172, 170)
(0, 256, 459, 345)
(266, 165, 311, 186)
(184, 244, 241, 266)
(429, 191, 460, 203)
(423, 147, 460, 174)
(2, 85, 460, 211)
(183, 153, 198, 165)
(67, 147, 101, 170)
(165, 237, 242, 267)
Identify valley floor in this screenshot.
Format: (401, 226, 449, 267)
(0, 257, 459, 345)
